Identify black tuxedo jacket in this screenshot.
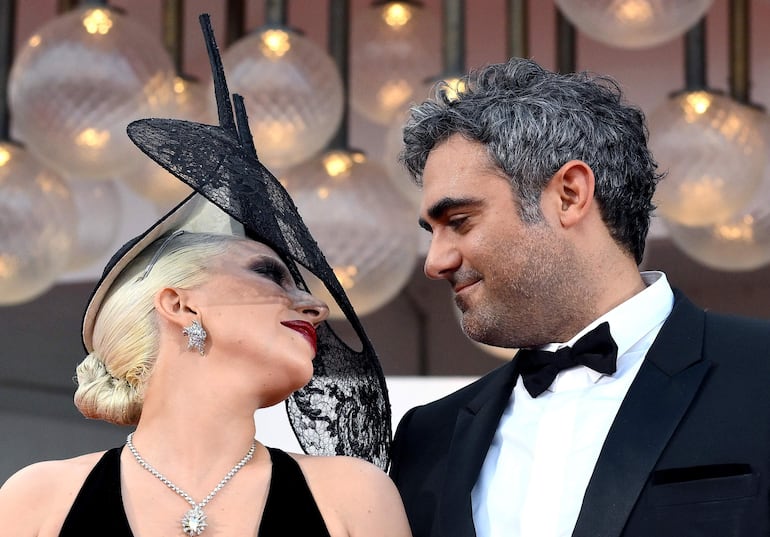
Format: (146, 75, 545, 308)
(390, 292, 770, 537)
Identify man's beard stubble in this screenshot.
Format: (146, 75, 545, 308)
(458, 236, 589, 349)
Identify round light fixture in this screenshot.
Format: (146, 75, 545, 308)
(222, 27, 344, 171)
(0, 142, 76, 304)
(649, 91, 766, 227)
(9, 6, 175, 180)
(554, 0, 715, 49)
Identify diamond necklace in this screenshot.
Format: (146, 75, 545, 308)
(125, 432, 257, 536)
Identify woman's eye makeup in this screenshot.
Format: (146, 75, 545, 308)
(251, 257, 291, 285)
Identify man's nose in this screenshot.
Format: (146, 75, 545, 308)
(423, 235, 461, 280)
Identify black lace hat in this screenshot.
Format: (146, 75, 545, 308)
(81, 14, 391, 469)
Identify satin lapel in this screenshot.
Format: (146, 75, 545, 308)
(437, 359, 519, 537)
(573, 292, 712, 537)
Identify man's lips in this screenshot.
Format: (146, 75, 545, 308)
(453, 280, 480, 294)
(281, 320, 317, 354)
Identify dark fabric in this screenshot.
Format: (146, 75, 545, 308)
(390, 291, 770, 537)
(517, 321, 618, 397)
(59, 447, 131, 535)
(59, 446, 331, 537)
(261, 448, 332, 536)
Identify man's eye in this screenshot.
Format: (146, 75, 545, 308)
(448, 216, 468, 229)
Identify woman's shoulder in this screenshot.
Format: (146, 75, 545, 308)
(289, 450, 398, 500)
(0, 451, 107, 536)
(2, 451, 107, 491)
(292, 451, 388, 480)
(289, 452, 412, 537)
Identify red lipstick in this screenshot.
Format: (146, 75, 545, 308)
(281, 320, 317, 354)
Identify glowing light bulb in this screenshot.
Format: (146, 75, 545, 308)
(76, 128, 110, 149)
(82, 8, 113, 35)
(441, 77, 467, 102)
(333, 265, 360, 290)
(383, 3, 413, 27)
(323, 151, 355, 177)
(683, 91, 712, 118)
(614, 0, 653, 23)
(261, 29, 292, 58)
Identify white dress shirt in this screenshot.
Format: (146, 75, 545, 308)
(472, 271, 675, 537)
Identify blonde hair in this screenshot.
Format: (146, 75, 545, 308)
(74, 232, 246, 425)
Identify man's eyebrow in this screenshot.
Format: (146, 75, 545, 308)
(418, 196, 482, 231)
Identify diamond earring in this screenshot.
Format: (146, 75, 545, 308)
(182, 319, 207, 355)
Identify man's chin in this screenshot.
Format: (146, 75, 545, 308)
(460, 315, 489, 343)
(461, 314, 514, 348)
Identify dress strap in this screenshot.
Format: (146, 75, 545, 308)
(258, 447, 332, 537)
(59, 446, 134, 536)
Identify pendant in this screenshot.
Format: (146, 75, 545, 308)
(181, 506, 208, 536)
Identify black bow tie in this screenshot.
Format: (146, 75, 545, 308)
(516, 322, 618, 398)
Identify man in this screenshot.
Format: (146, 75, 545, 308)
(389, 57, 770, 537)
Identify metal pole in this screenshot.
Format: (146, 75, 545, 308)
(327, 0, 349, 149)
(226, 0, 247, 46)
(555, 6, 575, 73)
(729, 0, 750, 103)
(442, 0, 465, 75)
(162, 0, 184, 74)
(684, 18, 707, 91)
(265, 0, 288, 26)
(57, 0, 80, 12)
(506, 0, 528, 59)
(0, 0, 15, 140)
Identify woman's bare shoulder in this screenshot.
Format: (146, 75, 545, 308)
(291, 452, 412, 537)
(0, 451, 107, 537)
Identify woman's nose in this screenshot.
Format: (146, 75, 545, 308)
(294, 291, 330, 324)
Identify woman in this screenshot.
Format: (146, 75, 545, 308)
(0, 229, 409, 537)
(0, 14, 410, 537)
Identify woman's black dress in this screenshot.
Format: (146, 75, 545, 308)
(58, 446, 332, 536)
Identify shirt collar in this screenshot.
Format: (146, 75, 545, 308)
(542, 271, 674, 386)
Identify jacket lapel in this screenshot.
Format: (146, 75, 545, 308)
(437, 359, 520, 537)
(572, 292, 712, 537)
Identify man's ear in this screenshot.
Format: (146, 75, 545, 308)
(154, 287, 198, 328)
(544, 159, 596, 228)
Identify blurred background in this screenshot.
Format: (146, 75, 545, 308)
(2, 0, 770, 480)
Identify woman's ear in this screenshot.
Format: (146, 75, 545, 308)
(545, 159, 596, 228)
(154, 287, 197, 328)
